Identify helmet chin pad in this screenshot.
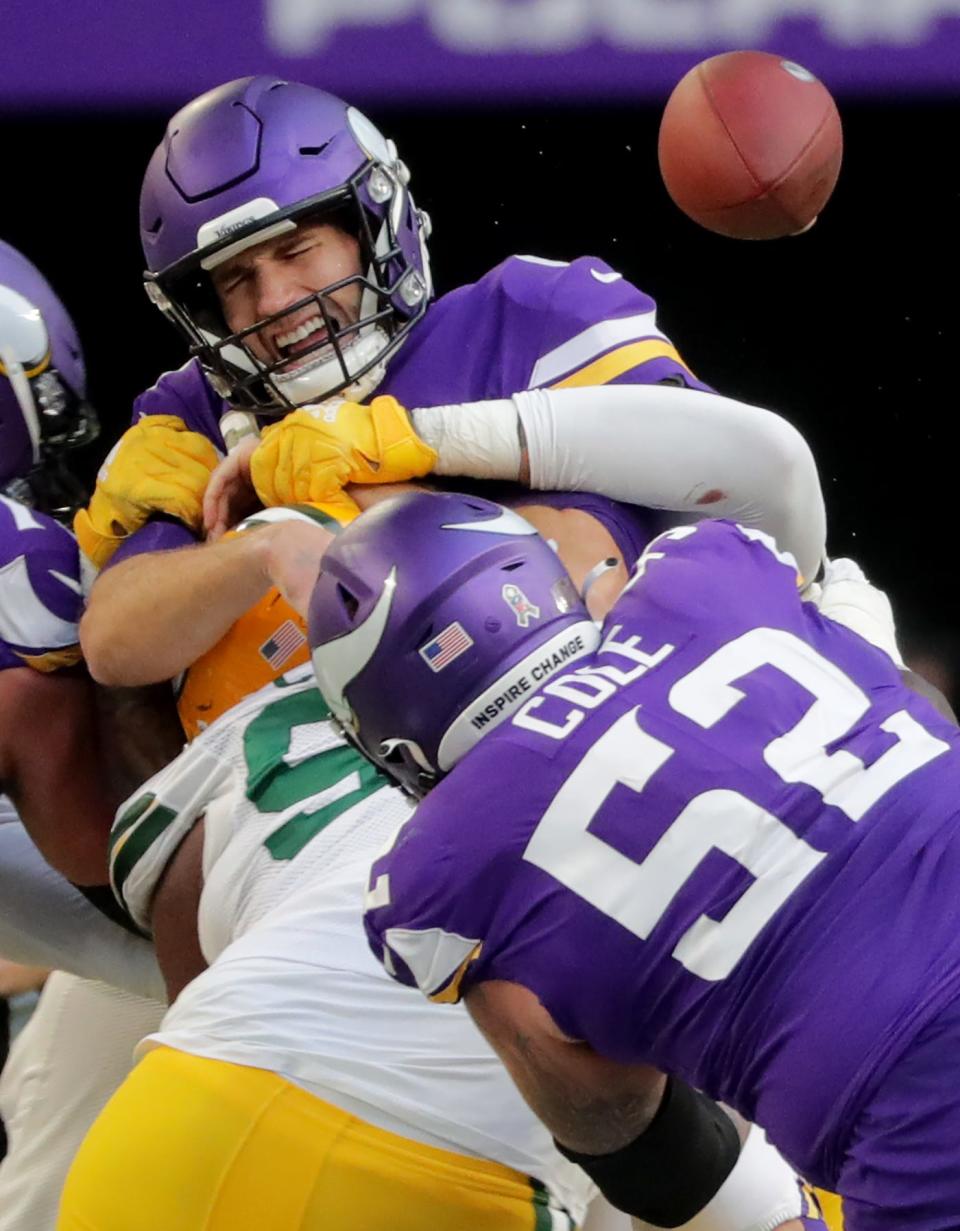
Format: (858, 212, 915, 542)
(269, 326, 390, 407)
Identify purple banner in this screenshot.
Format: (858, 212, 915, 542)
(4, 2, 960, 108)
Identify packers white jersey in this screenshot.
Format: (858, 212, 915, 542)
(110, 666, 592, 1224)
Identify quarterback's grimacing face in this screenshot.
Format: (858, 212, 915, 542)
(210, 221, 364, 371)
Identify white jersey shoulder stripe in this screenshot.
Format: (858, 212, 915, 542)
(49, 568, 83, 595)
(515, 255, 571, 268)
(528, 310, 667, 389)
(0, 555, 78, 649)
(0, 495, 45, 533)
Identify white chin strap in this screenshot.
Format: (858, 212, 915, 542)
(270, 325, 390, 407)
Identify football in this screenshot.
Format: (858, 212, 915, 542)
(658, 50, 843, 240)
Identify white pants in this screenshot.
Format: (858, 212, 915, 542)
(0, 973, 164, 1231)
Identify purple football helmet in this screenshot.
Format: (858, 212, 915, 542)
(140, 76, 433, 414)
(308, 491, 599, 795)
(0, 240, 98, 518)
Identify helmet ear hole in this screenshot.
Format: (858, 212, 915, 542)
(379, 742, 405, 767)
(337, 583, 360, 621)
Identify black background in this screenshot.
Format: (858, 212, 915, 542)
(3, 98, 956, 691)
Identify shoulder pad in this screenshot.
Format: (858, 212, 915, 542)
(0, 497, 82, 670)
(614, 520, 802, 637)
(492, 257, 703, 391)
(494, 254, 653, 315)
(132, 359, 228, 445)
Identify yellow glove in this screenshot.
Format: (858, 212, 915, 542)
(249, 396, 438, 508)
(73, 415, 221, 570)
(307, 491, 362, 528)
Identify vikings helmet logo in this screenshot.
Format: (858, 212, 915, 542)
(501, 583, 540, 628)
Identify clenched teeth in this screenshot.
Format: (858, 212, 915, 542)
(275, 315, 327, 351)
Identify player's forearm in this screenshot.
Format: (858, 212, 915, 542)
(413, 385, 826, 586)
(81, 533, 274, 686)
(0, 821, 164, 1000)
(2, 668, 115, 884)
(95, 683, 187, 802)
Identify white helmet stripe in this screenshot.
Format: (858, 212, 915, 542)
(441, 507, 539, 537)
(311, 566, 398, 725)
(0, 286, 49, 368)
(0, 344, 40, 462)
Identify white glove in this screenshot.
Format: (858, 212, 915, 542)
(808, 556, 904, 668)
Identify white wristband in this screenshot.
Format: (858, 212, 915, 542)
(411, 401, 522, 480)
(636, 1125, 803, 1231)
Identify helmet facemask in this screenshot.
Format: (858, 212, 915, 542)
(0, 364, 98, 520)
(0, 326, 97, 522)
(146, 164, 431, 414)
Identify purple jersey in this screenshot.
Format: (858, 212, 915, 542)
(132, 255, 707, 450)
(365, 520, 960, 1189)
(0, 495, 82, 671)
(125, 254, 683, 558)
(382, 255, 708, 405)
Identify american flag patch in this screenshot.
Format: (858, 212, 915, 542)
(419, 621, 474, 672)
(259, 619, 307, 670)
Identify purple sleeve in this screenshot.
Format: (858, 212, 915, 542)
(0, 500, 82, 669)
(512, 490, 659, 567)
(363, 758, 538, 1004)
(122, 360, 222, 563)
(497, 255, 712, 392)
(364, 733, 621, 1046)
(132, 359, 229, 449)
(383, 255, 711, 409)
(108, 518, 198, 567)
(363, 789, 484, 1000)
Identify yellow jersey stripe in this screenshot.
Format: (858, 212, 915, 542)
(814, 1188, 844, 1230)
(16, 645, 83, 673)
(549, 339, 691, 389)
(529, 309, 664, 386)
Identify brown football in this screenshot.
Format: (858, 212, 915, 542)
(658, 50, 843, 239)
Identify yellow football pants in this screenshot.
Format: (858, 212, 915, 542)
(57, 1046, 570, 1230)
